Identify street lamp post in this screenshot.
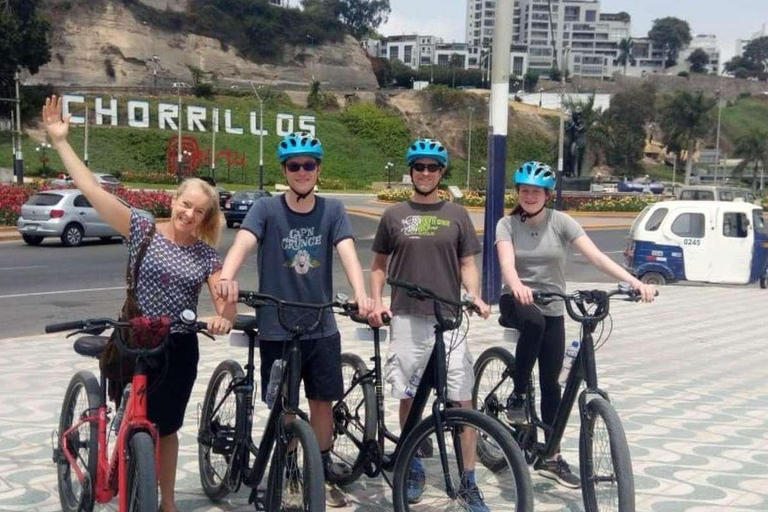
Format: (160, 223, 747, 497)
(35, 142, 52, 173)
(556, 47, 571, 211)
(714, 87, 723, 185)
(14, 69, 24, 185)
(306, 35, 316, 83)
(385, 161, 395, 188)
(477, 166, 487, 190)
(176, 84, 183, 184)
(249, 82, 265, 190)
(539, 87, 544, 108)
(466, 107, 474, 190)
(211, 108, 218, 181)
(84, 103, 89, 167)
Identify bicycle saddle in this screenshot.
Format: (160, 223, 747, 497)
(73, 336, 110, 359)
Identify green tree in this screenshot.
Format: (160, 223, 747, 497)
(594, 84, 656, 173)
(548, 66, 562, 82)
(307, 0, 391, 39)
(733, 129, 768, 190)
(617, 38, 636, 76)
(648, 17, 692, 68)
(523, 70, 539, 92)
(0, 0, 51, 98)
(725, 36, 768, 81)
(659, 90, 716, 185)
(687, 48, 710, 74)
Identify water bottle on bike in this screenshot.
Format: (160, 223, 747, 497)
(560, 340, 581, 386)
(265, 359, 286, 409)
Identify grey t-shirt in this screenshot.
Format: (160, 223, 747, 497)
(495, 209, 585, 316)
(372, 200, 481, 316)
(240, 195, 354, 340)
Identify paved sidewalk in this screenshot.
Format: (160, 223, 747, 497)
(1, 283, 767, 511)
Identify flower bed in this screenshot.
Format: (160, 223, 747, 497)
(0, 182, 173, 226)
(377, 188, 664, 213)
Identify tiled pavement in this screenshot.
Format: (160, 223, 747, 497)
(1, 283, 767, 511)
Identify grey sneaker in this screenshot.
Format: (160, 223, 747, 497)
(407, 457, 426, 503)
(535, 456, 580, 489)
(458, 479, 490, 512)
(325, 482, 350, 508)
(505, 392, 528, 425)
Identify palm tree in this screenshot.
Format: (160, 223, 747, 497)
(659, 91, 717, 185)
(617, 38, 636, 76)
(733, 129, 768, 192)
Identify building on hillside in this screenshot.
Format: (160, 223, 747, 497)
(736, 23, 767, 57)
(681, 34, 721, 74)
(370, 35, 474, 70)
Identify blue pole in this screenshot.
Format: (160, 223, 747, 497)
(482, 0, 514, 306)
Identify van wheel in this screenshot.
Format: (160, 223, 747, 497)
(641, 272, 666, 286)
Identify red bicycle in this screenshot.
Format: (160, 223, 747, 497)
(48, 310, 207, 512)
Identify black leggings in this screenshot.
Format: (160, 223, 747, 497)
(499, 294, 565, 433)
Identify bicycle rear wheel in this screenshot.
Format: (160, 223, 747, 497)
(198, 360, 245, 500)
(56, 371, 100, 512)
(126, 431, 158, 512)
(267, 417, 326, 512)
(392, 408, 533, 512)
(331, 352, 376, 486)
(579, 397, 635, 512)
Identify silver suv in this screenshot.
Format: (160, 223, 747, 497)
(17, 189, 124, 247)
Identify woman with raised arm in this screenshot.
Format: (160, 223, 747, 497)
(42, 95, 235, 512)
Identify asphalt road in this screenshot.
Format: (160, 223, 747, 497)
(0, 213, 628, 338)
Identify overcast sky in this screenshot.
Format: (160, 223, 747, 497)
(380, 0, 768, 65)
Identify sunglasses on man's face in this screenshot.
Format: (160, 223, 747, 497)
(411, 163, 444, 173)
(285, 161, 318, 173)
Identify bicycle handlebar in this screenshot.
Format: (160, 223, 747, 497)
(533, 285, 657, 323)
(387, 278, 480, 330)
(237, 290, 352, 336)
(45, 320, 88, 334)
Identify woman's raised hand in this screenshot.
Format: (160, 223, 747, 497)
(42, 95, 71, 145)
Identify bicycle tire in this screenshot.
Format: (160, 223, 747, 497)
(579, 397, 635, 512)
(267, 418, 326, 512)
(126, 431, 158, 512)
(57, 371, 101, 512)
(198, 359, 246, 500)
(332, 352, 377, 486)
(392, 408, 533, 512)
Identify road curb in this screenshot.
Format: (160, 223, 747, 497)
(2, 218, 172, 243)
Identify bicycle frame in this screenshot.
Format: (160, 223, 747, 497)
(59, 358, 160, 510)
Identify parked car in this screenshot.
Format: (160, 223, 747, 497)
(16, 189, 125, 247)
(678, 185, 756, 203)
(223, 190, 272, 228)
(198, 177, 232, 208)
(51, 173, 120, 190)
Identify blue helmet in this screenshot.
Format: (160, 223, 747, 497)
(277, 132, 324, 163)
(514, 161, 556, 190)
(405, 138, 449, 167)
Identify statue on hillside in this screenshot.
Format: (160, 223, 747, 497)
(564, 107, 587, 177)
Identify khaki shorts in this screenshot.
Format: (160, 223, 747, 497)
(384, 314, 475, 402)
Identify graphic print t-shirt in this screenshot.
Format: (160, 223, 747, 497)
(372, 200, 481, 316)
(241, 195, 354, 340)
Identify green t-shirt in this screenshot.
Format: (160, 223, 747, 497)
(495, 209, 585, 316)
(372, 200, 481, 316)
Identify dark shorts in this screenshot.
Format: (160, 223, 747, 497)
(259, 332, 343, 402)
(146, 332, 199, 437)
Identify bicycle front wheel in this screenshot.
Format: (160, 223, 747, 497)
(126, 431, 158, 512)
(57, 371, 100, 512)
(579, 397, 635, 512)
(198, 360, 245, 500)
(332, 352, 376, 486)
(392, 408, 533, 512)
(267, 417, 326, 512)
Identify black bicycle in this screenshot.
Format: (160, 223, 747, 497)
(473, 284, 651, 512)
(197, 291, 353, 512)
(331, 278, 533, 512)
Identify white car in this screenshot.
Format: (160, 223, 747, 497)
(17, 189, 125, 247)
(51, 173, 120, 190)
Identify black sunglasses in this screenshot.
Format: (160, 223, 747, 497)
(285, 161, 318, 173)
(411, 163, 444, 173)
